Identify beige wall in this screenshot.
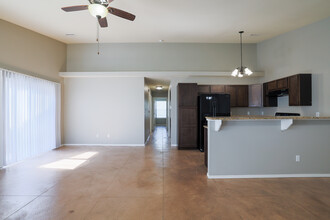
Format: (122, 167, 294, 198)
(0, 19, 67, 144)
(0, 19, 66, 82)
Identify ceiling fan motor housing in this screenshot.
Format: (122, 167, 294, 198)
(89, 0, 109, 6)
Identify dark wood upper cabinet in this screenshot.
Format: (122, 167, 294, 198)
(267, 77, 288, 91)
(178, 83, 198, 107)
(224, 85, 248, 107)
(236, 85, 249, 107)
(210, 85, 225, 93)
(289, 74, 312, 106)
(277, 78, 288, 90)
(225, 85, 237, 107)
(263, 74, 311, 107)
(267, 80, 277, 91)
(197, 85, 211, 94)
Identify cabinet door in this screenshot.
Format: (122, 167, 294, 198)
(225, 85, 237, 107)
(178, 83, 198, 107)
(210, 85, 225, 93)
(198, 85, 210, 94)
(289, 75, 300, 106)
(236, 85, 249, 107)
(179, 108, 197, 127)
(277, 78, 288, 90)
(179, 127, 197, 148)
(267, 81, 277, 91)
(249, 84, 262, 107)
(178, 108, 197, 149)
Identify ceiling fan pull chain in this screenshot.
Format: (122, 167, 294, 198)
(96, 19, 100, 55)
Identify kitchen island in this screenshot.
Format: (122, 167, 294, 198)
(206, 116, 330, 179)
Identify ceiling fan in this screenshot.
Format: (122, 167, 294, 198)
(61, 0, 136, 28)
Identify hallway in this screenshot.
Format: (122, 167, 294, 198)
(0, 127, 330, 219)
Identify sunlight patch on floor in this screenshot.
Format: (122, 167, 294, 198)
(40, 159, 86, 170)
(40, 151, 98, 170)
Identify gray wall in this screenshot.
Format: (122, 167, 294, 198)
(67, 43, 257, 72)
(63, 77, 145, 145)
(208, 120, 330, 176)
(258, 17, 330, 117)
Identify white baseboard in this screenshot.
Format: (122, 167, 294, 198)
(207, 173, 330, 179)
(171, 144, 178, 147)
(63, 144, 145, 147)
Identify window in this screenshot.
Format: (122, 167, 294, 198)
(0, 69, 61, 167)
(155, 100, 166, 119)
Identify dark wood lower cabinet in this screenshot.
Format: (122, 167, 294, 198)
(178, 107, 197, 149)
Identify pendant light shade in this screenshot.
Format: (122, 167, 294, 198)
(232, 31, 253, 77)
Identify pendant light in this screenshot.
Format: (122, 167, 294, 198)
(232, 31, 253, 77)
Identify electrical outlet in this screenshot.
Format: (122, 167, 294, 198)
(96, 134, 99, 138)
(261, 111, 264, 115)
(247, 111, 250, 115)
(107, 134, 110, 138)
(296, 155, 300, 162)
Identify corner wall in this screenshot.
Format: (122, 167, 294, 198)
(257, 17, 330, 116)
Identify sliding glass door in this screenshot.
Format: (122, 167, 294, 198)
(0, 69, 61, 167)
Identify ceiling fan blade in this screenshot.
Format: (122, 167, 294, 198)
(61, 5, 88, 12)
(107, 7, 136, 21)
(98, 17, 108, 28)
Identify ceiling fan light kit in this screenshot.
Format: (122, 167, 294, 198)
(232, 31, 253, 77)
(88, 4, 108, 18)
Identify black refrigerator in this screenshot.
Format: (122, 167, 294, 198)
(198, 94, 231, 152)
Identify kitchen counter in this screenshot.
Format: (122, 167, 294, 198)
(206, 115, 330, 120)
(206, 116, 330, 179)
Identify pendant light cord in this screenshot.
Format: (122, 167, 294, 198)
(240, 31, 243, 70)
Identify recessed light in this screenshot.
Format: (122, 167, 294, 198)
(159, 40, 164, 42)
(66, 33, 75, 36)
(156, 85, 163, 90)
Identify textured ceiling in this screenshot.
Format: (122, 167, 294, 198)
(1, 0, 330, 44)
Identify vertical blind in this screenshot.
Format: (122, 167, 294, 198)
(0, 69, 61, 167)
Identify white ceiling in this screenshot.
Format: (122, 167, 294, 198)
(1, 0, 330, 44)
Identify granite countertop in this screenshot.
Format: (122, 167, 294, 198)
(206, 115, 330, 120)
